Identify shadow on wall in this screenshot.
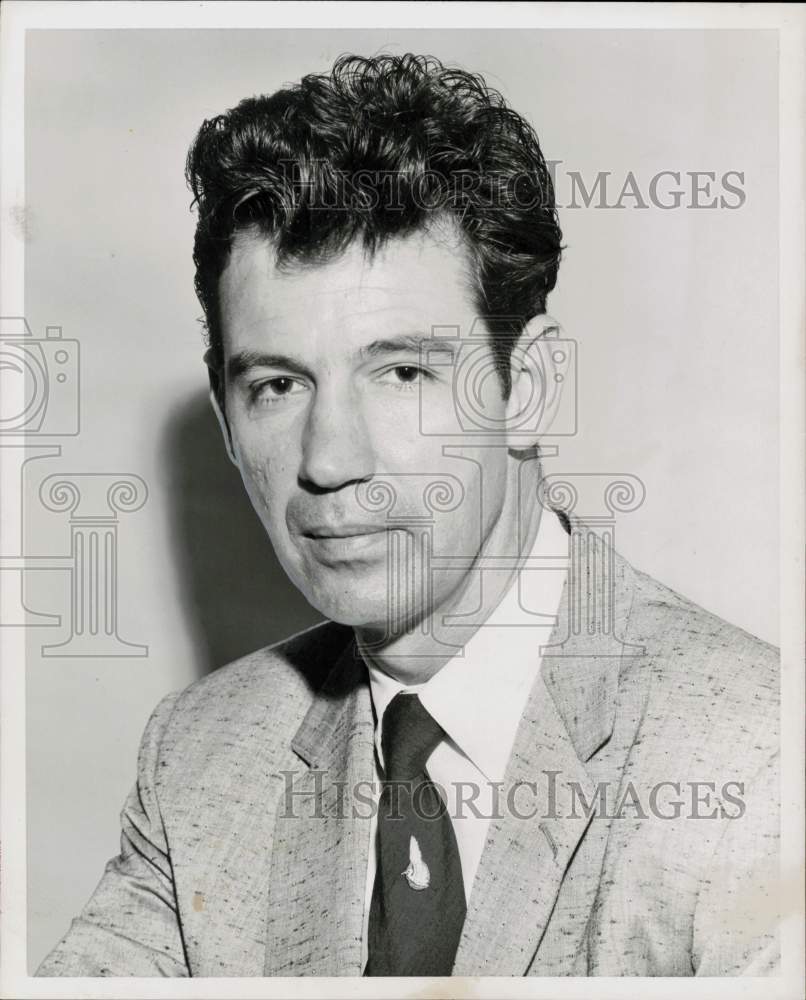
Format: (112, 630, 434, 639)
(162, 390, 322, 679)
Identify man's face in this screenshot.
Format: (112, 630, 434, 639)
(216, 225, 517, 631)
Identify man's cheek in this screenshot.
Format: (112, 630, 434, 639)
(239, 455, 287, 519)
(240, 454, 269, 496)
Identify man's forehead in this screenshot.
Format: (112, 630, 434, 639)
(224, 224, 472, 295)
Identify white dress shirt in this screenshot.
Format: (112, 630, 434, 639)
(358, 508, 569, 964)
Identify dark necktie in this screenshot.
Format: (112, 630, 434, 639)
(364, 692, 467, 976)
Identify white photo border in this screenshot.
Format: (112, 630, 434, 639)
(1, 3, 803, 999)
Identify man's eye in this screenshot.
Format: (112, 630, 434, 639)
(380, 365, 433, 390)
(251, 377, 306, 404)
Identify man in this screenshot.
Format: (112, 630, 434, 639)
(37, 53, 779, 978)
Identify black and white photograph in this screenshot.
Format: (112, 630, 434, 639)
(1, 2, 803, 998)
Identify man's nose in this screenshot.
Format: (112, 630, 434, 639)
(298, 384, 375, 490)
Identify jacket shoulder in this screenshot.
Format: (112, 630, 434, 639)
(629, 566, 778, 667)
(156, 619, 355, 743)
(623, 564, 779, 752)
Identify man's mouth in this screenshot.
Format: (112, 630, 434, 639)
(303, 524, 388, 539)
(299, 524, 392, 560)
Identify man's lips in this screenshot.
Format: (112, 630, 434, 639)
(298, 524, 392, 561)
(300, 524, 389, 539)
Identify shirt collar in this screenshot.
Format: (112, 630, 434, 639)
(362, 507, 569, 782)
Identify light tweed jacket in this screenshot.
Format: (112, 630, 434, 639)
(37, 525, 780, 977)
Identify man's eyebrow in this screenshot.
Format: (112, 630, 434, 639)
(226, 336, 457, 380)
(226, 350, 314, 382)
(359, 334, 457, 359)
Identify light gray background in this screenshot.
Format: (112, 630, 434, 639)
(24, 29, 778, 970)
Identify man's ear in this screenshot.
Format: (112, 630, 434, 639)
(504, 313, 564, 450)
(205, 355, 238, 467)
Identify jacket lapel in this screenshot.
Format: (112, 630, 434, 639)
(453, 522, 638, 975)
(451, 669, 598, 976)
(263, 637, 375, 976)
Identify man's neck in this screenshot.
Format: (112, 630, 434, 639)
(354, 455, 545, 686)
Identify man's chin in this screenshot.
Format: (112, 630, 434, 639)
(299, 580, 416, 631)
(288, 557, 431, 631)
(307, 595, 393, 630)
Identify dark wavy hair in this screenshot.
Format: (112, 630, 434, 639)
(186, 53, 562, 398)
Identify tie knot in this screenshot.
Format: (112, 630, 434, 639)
(381, 692, 445, 782)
